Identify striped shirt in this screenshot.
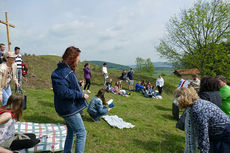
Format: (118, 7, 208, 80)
(15, 54, 23, 69)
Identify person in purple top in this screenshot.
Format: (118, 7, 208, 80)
(83, 63, 91, 93)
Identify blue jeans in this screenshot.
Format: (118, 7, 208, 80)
(16, 69, 23, 92)
(2, 86, 11, 106)
(63, 113, 87, 153)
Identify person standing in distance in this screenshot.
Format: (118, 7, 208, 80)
(51, 46, 89, 153)
(102, 63, 108, 85)
(83, 63, 91, 93)
(127, 68, 134, 91)
(14, 47, 23, 92)
(156, 75, 164, 95)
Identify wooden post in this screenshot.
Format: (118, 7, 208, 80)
(5, 12, 11, 51)
(0, 12, 15, 52)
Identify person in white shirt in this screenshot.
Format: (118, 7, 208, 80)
(156, 75, 164, 95)
(102, 63, 108, 85)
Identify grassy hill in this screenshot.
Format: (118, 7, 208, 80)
(19, 55, 184, 153)
(154, 67, 174, 75)
(86, 60, 130, 70)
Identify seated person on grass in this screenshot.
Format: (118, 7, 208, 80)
(144, 86, 153, 98)
(114, 82, 131, 97)
(120, 70, 127, 81)
(87, 89, 112, 121)
(144, 85, 159, 98)
(0, 94, 40, 151)
(135, 81, 145, 93)
(105, 79, 113, 92)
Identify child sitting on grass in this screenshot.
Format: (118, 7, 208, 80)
(87, 89, 112, 121)
(0, 94, 40, 151)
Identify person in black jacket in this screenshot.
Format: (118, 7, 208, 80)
(198, 76, 222, 108)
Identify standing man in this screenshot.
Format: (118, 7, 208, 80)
(216, 75, 230, 116)
(14, 47, 23, 92)
(127, 68, 134, 91)
(102, 63, 108, 85)
(0, 43, 6, 64)
(156, 75, 164, 95)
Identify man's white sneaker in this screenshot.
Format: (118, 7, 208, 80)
(87, 90, 91, 93)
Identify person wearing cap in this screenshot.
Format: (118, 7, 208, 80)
(189, 74, 200, 92)
(0, 43, 6, 64)
(0, 52, 19, 106)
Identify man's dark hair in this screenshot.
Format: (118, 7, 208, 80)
(14, 47, 20, 50)
(0, 43, 5, 47)
(199, 76, 220, 92)
(216, 75, 226, 83)
(103, 63, 107, 66)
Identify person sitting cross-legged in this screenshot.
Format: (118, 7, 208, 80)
(87, 89, 112, 121)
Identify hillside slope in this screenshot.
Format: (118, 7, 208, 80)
(23, 55, 177, 93)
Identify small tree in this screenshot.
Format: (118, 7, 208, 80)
(135, 57, 145, 72)
(135, 57, 155, 74)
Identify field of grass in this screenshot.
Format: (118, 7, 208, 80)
(19, 55, 184, 153)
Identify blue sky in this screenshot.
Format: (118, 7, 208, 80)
(0, 0, 195, 65)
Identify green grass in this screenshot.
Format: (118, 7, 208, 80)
(19, 55, 184, 153)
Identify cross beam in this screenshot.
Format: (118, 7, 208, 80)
(0, 12, 15, 51)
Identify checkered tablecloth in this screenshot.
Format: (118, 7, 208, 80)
(15, 122, 67, 152)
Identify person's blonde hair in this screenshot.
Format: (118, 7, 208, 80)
(174, 87, 199, 109)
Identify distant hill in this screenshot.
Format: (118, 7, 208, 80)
(130, 62, 172, 68)
(153, 62, 172, 67)
(85, 61, 130, 70)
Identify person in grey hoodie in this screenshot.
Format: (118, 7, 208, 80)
(198, 76, 222, 108)
(87, 89, 111, 121)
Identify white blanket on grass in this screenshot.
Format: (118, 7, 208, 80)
(102, 115, 135, 129)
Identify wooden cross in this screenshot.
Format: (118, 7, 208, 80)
(0, 12, 15, 52)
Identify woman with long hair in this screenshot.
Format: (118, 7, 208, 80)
(83, 63, 91, 93)
(0, 94, 40, 150)
(174, 87, 230, 153)
(51, 46, 89, 153)
(0, 52, 20, 106)
(87, 89, 111, 121)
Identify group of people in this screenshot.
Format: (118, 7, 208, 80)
(135, 75, 164, 99)
(105, 79, 131, 96)
(0, 44, 38, 153)
(175, 75, 230, 152)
